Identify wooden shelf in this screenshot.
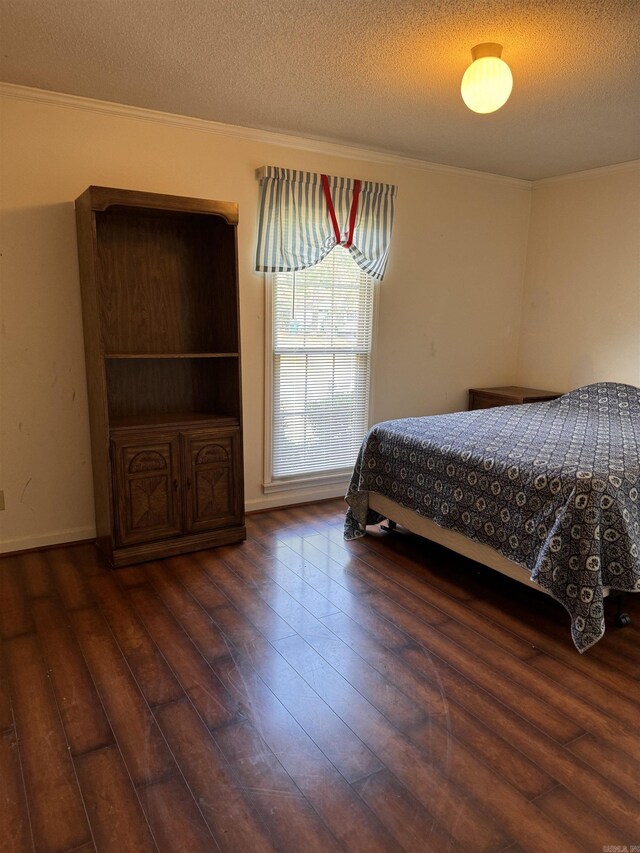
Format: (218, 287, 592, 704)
(105, 352, 239, 359)
(110, 413, 239, 431)
(82, 186, 239, 223)
(76, 185, 245, 567)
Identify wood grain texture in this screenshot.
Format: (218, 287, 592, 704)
(95, 207, 237, 354)
(183, 428, 243, 533)
(18, 551, 53, 600)
(84, 186, 238, 222)
(31, 597, 113, 756)
(1, 501, 639, 852)
(111, 432, 183, 547)
(75, 186, 244, 568)
(565, 733, 640, 800)
(85, 571, 182, 707)
(105, 358, 241, 422)
(0, 730, 33, 853)
(273, 633, 509, 850)
(154, 699, 273, 851)
(0, 642, 13, 734)
(354, 768, 453, 853)
(74, 746, 157, 852)
(75, 188, 114, 554)
(137, 774, 218, 853)
(0, 558, 33, 639)
(211, 653, 400, 852)
(468, 386, 562, 410)
(211, 718, 342, 852)
(125, 582, 240, 729)
(47, 547, 94, 611)
(143, 559, 232, 662)
(533, 784, 627, 851)
(4, 634, 91, 852)
(322, 608, 552, 797)
(70, 607, 175, 787)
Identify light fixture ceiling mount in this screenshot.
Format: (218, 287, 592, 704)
(461, 43, 513, 114)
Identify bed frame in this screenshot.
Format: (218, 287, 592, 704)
(367, 492, 632, 624)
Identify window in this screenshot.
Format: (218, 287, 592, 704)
(264, 247, 375, 491)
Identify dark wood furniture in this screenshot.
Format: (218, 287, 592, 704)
(468, 385, 562, 410)
(75, 186, 245, 567)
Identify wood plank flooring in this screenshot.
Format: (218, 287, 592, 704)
(1, 498, 639, 852)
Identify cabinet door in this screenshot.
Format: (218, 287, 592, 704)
(182, 429, 242, 533)
(112, 433, 183, 546)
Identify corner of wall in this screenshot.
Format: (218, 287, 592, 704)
(513, 183, 534, 383)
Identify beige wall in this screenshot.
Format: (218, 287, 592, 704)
(0, 86, 532, 551)
(516, 165, 640, 390)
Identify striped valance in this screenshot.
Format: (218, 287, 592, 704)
(255, 166, 397, 281)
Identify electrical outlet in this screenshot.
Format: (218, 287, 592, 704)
(0, 490, 4, 511)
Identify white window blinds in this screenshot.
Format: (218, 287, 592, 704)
(272, 247, 374, 479)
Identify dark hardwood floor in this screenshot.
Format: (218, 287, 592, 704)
(1, 499, 639, 852)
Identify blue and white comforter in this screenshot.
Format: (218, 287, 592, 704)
(345, 382, 640, 651)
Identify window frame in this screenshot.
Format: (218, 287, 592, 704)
(263, 257, 378, 494)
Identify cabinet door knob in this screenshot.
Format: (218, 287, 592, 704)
(186, 477, 192, 490)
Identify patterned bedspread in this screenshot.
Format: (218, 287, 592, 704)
(345, 382, 640, 651)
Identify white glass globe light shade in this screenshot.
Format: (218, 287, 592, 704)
(461, 49, 513, 114)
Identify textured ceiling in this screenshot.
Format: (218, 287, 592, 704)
(1, 0, 639, 179)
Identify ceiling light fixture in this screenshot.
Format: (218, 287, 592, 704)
(461, 43, 513, 114)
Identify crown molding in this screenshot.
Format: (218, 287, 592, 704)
(0, 81, 532, 189)
(532, 159, 640, 186)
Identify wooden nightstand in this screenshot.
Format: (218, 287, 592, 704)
(468, 385, 562, 410)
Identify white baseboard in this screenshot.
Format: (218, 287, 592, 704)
(245, 484, 347, 513)
(0, 525, 96, 555)
(0, 487, 346, 553)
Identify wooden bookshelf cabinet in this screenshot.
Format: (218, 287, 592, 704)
(75, 186, 245, 567)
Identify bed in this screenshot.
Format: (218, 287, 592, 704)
(345, 382, 640, 651)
